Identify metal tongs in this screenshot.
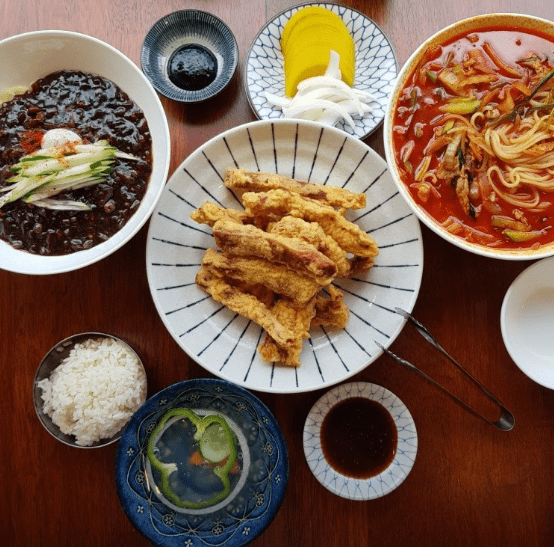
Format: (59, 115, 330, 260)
(375, 308, 515, 432)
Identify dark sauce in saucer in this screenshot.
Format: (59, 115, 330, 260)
(320, 397, 398, 479)
(167, 44, 218, 91)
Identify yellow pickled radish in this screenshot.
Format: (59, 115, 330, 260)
(281, 7, 351, 55)
(282, 12, 354, 81)
(280, 8, 310, 51)
(282, 6, 355, 97)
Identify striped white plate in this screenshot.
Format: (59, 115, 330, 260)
(146, 119, 423, 393)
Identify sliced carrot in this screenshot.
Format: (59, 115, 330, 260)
(188, 450, 205, 466)
(482, 42, 523, 78)
(512, 80, 531, 96)
(478, 88, 499, 110)
(498, 88, 515, 113)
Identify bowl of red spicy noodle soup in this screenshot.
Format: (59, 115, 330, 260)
(0, 31, 170, 275)
(384, 14, 554, 260)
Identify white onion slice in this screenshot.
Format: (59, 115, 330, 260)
(265, 50, 375, 129)
(284, 98, 356, 129)
(324, 49, 342, 79)
(264, 91, 292, 108)
(296, 75, 355, 94)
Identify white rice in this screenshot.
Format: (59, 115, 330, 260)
(37, 337, 147, 447)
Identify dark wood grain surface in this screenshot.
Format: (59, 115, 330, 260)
(2, 1, 554, 546)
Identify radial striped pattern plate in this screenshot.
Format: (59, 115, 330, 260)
(146, 119, 423, 393)
(141, 10, 238, 103)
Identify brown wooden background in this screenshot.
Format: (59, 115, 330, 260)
(2, 1, 554, 546)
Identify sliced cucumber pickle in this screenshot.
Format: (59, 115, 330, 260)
(199, 422, 233, 463)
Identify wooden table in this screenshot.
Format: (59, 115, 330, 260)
(2, 1, 554, 546)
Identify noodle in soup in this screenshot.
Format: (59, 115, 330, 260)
(392, 27, 554, 250)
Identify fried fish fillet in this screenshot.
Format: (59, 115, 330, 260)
(201, 248, 322, 305)
(225, 168, 367, 210)
(241, 189, 379, 258)
(212, 218, 337, 284)
(196, 265, 297, 349)
(258, 297, 317, 367)
(190, 202, 248, 227)
(347, 256, 375, 277)
(311, 285, 349, 328)
(266, 216, 373, 278)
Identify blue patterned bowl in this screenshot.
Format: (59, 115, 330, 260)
(303, 382, 417, 499)
(141, 10, 238, 103)
(244, 2, 397, 139)
(115, 378, 289, 547)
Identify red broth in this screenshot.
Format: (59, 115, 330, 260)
(392, 27, 554, 250)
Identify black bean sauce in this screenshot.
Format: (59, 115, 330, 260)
(167, 44, 218, 91)
(0, 70, 153, 255)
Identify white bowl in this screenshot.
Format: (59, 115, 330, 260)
(0, 30, 171, 275)
(383, 13, 554, 260)
(501, 257, 554, 389)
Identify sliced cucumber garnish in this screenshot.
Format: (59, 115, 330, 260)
(199, 422, 233, 463)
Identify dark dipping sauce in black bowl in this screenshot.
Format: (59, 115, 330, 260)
(0, 70, 153, 256)
(320, 397, 398, 479)
(167, 44, 218, 91)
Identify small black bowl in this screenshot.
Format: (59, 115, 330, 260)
(141, 10, 238, 103)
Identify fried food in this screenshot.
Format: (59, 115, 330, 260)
(347, 255, 375, 277)
(258, 297, 317, 367)
(191, 168, 378, 367)
(196, 265, 297, 349)
(190, 201, 248, 227)
(212, 218, 337, 284)
(201, 248, 322, 305)
(266, 216, 351, 277)
(225, 168, 367, 210)
(312, 285, 349, 328)
(266, 216, 373, 277)
(241, 189, 379, 258)
(232, 280, 275, 307)
(258, 285, 349, 367)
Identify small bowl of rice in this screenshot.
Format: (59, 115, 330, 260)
(33, 333, 147, 448)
